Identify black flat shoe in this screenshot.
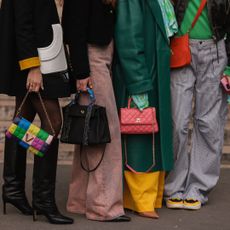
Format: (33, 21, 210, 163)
(106, 215, 131, 222)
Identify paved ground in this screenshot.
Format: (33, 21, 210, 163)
(0, 164, 230, 230)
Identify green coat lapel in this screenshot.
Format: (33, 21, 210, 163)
(146, 0, 168, 43)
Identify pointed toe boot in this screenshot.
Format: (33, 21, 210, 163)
(2, 138, 33, 215)
(32, 139, 74, 224)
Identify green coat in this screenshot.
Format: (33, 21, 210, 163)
(113, 0, 173, 172)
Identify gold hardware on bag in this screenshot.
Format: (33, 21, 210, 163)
(25, 133, 34, 143)
(136, 118, 141, 123)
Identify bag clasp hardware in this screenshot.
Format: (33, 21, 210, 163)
(136, 118, 141, 123)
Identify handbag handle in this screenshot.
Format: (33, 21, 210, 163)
(75, 88, 96, 105)
(127, 97, 143, 110)
(15, 91, 56, 136)
(127, 97, 132, 109)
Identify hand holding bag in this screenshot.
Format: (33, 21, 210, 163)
(5, 91, 55, 157)
(221, 75, 230, 95)
(120, 98, 159, 174)
(60, 89, 111, 172)
(170, 0, 207, 68)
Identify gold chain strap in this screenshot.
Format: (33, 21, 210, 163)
(37, 92, 56, 136)
(15, 91, 56, 136)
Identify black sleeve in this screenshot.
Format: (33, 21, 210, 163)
(62, 0, 90, 80)
(13, 0, 40, 70)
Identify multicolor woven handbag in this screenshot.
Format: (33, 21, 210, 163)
(5, 92, 55, 157)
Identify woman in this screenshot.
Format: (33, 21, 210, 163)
(0, 0, 73, 225)
(164, 0, 230, 210)
(62, 0, 130, 222)
(113, 0, 176, 218)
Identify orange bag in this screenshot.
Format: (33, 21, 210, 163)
(170, 0, 207, 68)
(170, 34, 191, 68)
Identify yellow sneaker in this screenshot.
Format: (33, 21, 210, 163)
(166, 198, 184, 209)
(183, 199, 201, 210)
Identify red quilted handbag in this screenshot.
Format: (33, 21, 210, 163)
(120, 98, 159, 174)
(120, 98, 159, 134)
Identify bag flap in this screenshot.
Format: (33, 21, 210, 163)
(120, 107, 157, 125)
(67, 104, 96, 117)
(38, 24, 63, 61)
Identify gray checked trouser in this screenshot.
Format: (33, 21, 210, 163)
(164, 39, 228, 204)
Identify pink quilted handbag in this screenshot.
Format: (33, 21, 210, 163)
(120, 98, 159, 174)
(120, 98, 159, 134)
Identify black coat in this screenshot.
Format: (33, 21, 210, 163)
(174, 0, 230, 65)
(0, 0, 71, 98)
(62, 0, 115, 79)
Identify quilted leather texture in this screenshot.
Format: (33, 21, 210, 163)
(120, 107, 159, 134)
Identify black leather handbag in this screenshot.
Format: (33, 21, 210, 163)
(60, 90, 111, 172)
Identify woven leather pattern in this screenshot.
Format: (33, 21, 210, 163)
(120, 107, 159, 134)
(6, 116, 53, 157)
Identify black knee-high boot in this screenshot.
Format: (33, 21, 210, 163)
(32, 139, 73, 224)
(2, 138, 33, 215)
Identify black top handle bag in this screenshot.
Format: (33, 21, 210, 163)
(60, 88, 111, 172)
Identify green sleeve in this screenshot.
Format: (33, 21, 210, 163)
(114, 0, 153, 95)
(224, 66, 230, 76)
(132, 93, 149, 110)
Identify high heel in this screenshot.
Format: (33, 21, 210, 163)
(3, 201, 6, 215)
(138, 211, 159, 219)
(33, 210, 37, 222)
(32, 139, 74, 225)
(32, 206, 74, 225)
(2, 138, 32, 215)
(2, 197, 33, 215)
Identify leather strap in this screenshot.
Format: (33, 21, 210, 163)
(190, 0, 207, 30)
(80, 145, 106, 173)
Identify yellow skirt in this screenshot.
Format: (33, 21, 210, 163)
(124, 171, 165, 212)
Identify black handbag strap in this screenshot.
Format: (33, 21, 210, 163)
(75, 89, 96, 146)
(80, 145, 106, 173)
(82, 102, 93, 146)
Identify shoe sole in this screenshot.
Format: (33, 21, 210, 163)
(183, 204, 201, 210)
(166, 203, 184, 209)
